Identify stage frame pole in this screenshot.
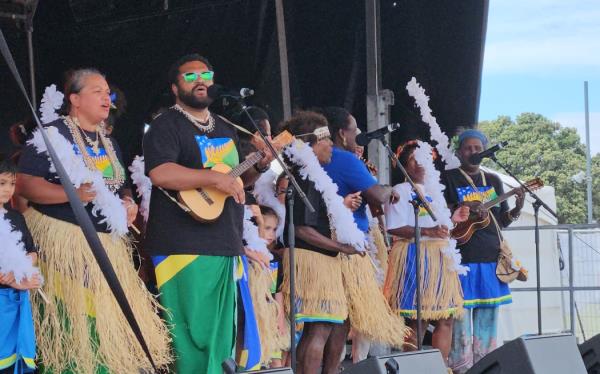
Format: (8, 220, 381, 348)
(275, 0, 291, 120)
(26, 0, 38, 108)
(584, 81, 593, 223)
(26, 28, 35, 108)
(365, 0, 392, 186)
(568, 227, 575, 334)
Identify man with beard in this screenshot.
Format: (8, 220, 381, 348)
(143, 54, 273, 374)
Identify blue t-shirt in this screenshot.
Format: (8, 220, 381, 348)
(323, 147, 377, 232)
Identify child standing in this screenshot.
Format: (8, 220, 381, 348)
(257, 206, 289, 368)
(0, 159, 41, 374)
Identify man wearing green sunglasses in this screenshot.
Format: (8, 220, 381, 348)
(182, 70, 215, 83)
(143, 53, 273, 374)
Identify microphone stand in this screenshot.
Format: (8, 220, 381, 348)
(489, 155, 557, 335)
(378, 136, 437, 350)
(228, 97, 315, 371)
(409, 196, 424, 350)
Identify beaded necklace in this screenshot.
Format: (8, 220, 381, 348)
(172, 104, 215, 133)
(63, 116, 126, 193)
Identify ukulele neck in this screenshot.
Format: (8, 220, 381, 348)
(228, 151, 264, 178)
(483, 189, 517, 210)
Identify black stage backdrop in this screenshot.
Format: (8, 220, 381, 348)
(0, 0, 488, 171)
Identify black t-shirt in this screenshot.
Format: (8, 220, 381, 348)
(142, 109, 244, 256)
(283, 169, 337, 257)
(442, 168, 512, 263)
(18, 119, 128, 233)
(0, 207, 38, 289)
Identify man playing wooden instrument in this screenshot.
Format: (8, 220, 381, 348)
(442, 129, 524, 373)
(143, 53, 273, 374)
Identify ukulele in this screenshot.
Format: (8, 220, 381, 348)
(451, 178, 543, 245)
(177, 131, 294, 222)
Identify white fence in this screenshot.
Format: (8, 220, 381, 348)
(499, 224, 600, 344)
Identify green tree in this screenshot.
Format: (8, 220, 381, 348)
(478, 113, 591, 224)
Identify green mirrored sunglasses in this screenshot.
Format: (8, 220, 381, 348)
(182, 71, 214, 83)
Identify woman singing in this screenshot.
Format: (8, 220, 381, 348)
(16, 69, 171, 373)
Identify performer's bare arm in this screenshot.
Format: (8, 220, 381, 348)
(363, 184, 399, 206)
(388, 225, 449, 240)
(295, 225, 362, 255)
(16, 174, 95, 204)
(149, 162, 245, 204)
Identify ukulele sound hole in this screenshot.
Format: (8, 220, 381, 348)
(199, 189, 214, 205)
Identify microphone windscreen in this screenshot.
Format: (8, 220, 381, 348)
(469, 154, 482, 165)
(207, 84, 224, 100)
(355, 132, 370, 147)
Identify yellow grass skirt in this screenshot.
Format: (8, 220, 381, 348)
(282, 248, 408, 348)
(371, 223, 389, 275)
(24, 208, 172, 374)
(383, 239, 464, 321)
(281, 248, 348, 324)
(248, 261, 290, 366)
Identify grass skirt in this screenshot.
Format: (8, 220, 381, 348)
(384, 239, 464, 321)
(282, 248, 407, 348)
(371, 223, 389, 276)
(248, 261, 290, 366)
(282, 248, 348, 324)
(24, 208, 172, 373)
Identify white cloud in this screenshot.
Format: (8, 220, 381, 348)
(483, 0, 600, 74)
(485, 37, 600, 74)
(552, 112, 600, 155)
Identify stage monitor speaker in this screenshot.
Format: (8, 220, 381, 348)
(580, 333, 600, 374)
(343, 349, 448, 374)
(467, 333, 587, 374)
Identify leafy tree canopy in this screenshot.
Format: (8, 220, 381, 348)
(475, 113, 596, 224)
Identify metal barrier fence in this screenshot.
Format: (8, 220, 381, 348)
(504, 223, 600, 343)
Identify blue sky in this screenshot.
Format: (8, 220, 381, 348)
(479, 0, 600, 155)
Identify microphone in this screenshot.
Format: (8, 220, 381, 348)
(355, 123, 402, 146)
(207, 84, 254, 100)
(469, 141, 508, 164)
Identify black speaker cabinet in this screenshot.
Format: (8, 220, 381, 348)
(580, 333, 600, 374)
(343, 349, 448, 373)
(467, 333, 587, 374)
